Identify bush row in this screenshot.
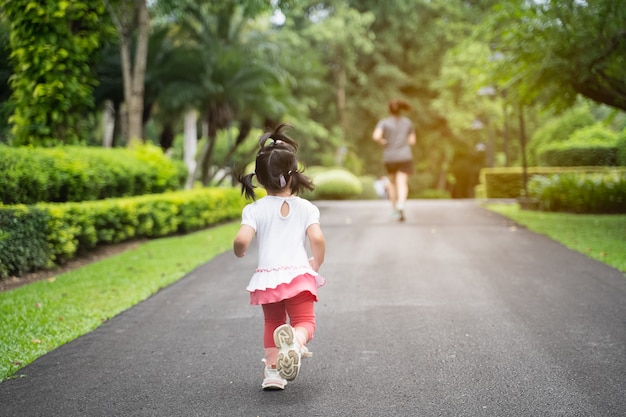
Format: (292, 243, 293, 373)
(0, 188, 246, 278)
(539, 143, 618, 167)
(477, 166, 626, 199)
(536, 123, 623, 167)
(528, 171, 626, 214)
(0, 144, 187, 205)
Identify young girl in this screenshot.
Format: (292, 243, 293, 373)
(233, 123, 326, 391)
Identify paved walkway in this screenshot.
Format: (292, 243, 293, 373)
(1, 200, 625, 416)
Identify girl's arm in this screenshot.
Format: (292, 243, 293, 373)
(306, 223, 326, 272)
(233, 225, 255, 257)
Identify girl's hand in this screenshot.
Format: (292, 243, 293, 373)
(309, 257, 320, 272)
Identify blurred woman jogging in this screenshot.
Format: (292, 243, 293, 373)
(372, 98, 416, 221)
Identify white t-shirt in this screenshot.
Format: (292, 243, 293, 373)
(241, 195, 321, 292)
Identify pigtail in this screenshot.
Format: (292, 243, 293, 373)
(289, 169, 315, 195)
(239, 172, 257, 200)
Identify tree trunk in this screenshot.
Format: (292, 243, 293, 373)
(106, 0, 149, 145)
(184, 110, 198, 190)
(102, 100, 115, 148)
(335, 64, 348, 142)
(127, 0, 149, 144)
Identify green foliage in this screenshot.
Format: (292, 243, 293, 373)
(479, 166, 626, 199)
(539, 144, 618, 167)
(0, 188, 246, 278)
(0, 206, 52, 277)
(527, 105, 596, 164)
(0, 19, 12, 143)
(354, 175, 379, 200)
(480, 1, 626, 112)
(0, 144, 186, 204)
(4, 0, 106, 145)
(302, 167, 363, 200)
(615, 129, 626, 166)
(528, 171, 626, 214)
(538, 123, 619, 167)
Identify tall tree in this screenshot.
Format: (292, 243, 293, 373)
(298, 2, 374, 143)
(104, 0, 150, 144)
(3, 0, 105, 146)
(0, 17, 13, 143)
(158, 0, 290, 185)
(481, 0, 626, 112)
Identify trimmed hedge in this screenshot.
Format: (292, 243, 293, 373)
(478, 166, 626, 198)
(0, 144, 187, 204)
(0, 188, 246, 278)
(528, 171, 626, 213)
(539, 143, 618, 167)
(537, 124, 621, 167)
(0, 206, 52, 277)
(303, 168, 363, 200)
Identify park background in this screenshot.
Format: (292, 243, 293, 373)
(0, 0, 625, 381)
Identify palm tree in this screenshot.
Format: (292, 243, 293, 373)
(166, 1, 293, 186)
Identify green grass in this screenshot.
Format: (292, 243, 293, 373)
(0, 222, 240, 382)
(486, 203, 626, 273)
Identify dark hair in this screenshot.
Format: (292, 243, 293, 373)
(239, 123, 315, 200)
(388, 99, 411, 115)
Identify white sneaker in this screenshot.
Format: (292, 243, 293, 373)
(262, 366, 287, 390)
(273, 324, 302, 381)
(301, 345, 312, 358)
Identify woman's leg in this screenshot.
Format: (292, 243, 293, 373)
(395, 171, 409, 209)
(387, 172, 398, 211)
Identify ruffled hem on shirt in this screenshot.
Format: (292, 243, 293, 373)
(246, 265, 320, 292)
(249, 273, 326, 305)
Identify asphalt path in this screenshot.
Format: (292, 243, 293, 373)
(1, 200, 625, 417)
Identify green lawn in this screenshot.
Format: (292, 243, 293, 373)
(486, 203, 626, 273)
(0, 222, 240, 381)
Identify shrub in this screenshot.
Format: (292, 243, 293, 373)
(304, 168, 363, 200)
(617, 129, 626, 166)
(538, 124, 618, 167)
(0, 206, 52, 277)
(528, 171, 626, 213)
(527, 105, 595, 165)
(0, 188, 246, 278)
(355, 175, 381, 200)
(0, 144, 187, 204)
(479, 166, 626, 198)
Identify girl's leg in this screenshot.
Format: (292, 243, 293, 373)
(284, 291, 317, 347)
(262, 301, 286, 367)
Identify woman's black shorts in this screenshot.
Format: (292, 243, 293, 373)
(384, 160, 414, 175)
